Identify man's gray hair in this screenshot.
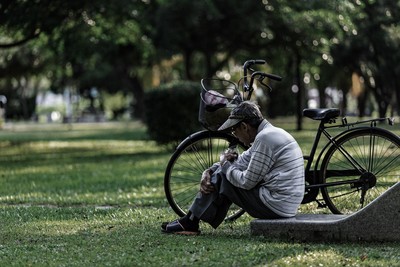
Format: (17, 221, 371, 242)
(231, 101, 264, 128)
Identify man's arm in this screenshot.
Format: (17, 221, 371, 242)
(224, 140, 273, 189)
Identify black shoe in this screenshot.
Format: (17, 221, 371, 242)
(161, 220, 200, 235)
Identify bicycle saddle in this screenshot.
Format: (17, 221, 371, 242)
(303, 108, 340, 121)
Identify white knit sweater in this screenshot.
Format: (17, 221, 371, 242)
(224, 120, 305, 217)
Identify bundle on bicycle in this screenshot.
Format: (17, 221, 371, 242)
(164, 59, 400, 226)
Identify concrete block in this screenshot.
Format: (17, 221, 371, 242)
(251, 182, 400, 242)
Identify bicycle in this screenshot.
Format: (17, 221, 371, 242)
(164, 59, 400, 221)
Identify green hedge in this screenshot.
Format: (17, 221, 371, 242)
(144, 81, 202, 145)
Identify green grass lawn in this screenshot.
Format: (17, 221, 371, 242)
(0, 120, 399, 266)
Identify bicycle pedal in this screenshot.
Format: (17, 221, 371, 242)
(316, 199, 327, 209)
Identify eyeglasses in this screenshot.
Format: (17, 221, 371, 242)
(231, 124, 240, 137)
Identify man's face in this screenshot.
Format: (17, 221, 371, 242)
(232, 122, 255, 147)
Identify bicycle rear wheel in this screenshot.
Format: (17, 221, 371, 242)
(164, 130, 246, 221)
(320, 128, 400, 214)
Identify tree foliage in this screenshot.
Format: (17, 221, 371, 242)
(331, 0, 400, 117)
(0, 0, 399, 125)
(0, 0, 155, 120)
(153, 0, 266, 80)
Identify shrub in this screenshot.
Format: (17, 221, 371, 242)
(144, 81, 202, 145)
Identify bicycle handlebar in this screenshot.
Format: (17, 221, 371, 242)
(253, 71, 282, 81)
(248, 71, 282, 91)
(243, 59, 266, 70)
(243, 60, 265, 91)
(243, 59, 282, 93)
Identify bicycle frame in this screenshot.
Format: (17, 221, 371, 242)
(302, 115, 396, 204)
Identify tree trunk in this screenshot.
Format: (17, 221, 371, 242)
(184, 50, 193, 81)
(395, 84, 400, 116)
(130, 76, 145, 121)
(357, 89, 368, 117)
(294, 52, 304, 131)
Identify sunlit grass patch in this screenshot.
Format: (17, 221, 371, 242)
(0, 125, 168, 208)
(274, 249, 359, 266)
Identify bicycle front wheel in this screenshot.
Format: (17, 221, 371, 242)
(164, 131, 246, 221)
(321, 128, 400, 214)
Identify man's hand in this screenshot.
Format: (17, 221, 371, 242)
(224, 151, 238, 162)
(200, 169, 215, 194)
(220, 148, 238, 165)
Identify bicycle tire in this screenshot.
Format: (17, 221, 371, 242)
(320, 127, 400, 214)
(164, 130, 246, 221)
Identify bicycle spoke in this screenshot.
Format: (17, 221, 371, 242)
(329, 187, 364, 209)
(164, 131, 246, 220)
(321, 128, 400, 214)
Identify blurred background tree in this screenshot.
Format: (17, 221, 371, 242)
(0, 0, 399, 131)
(0, 0, 156, 121)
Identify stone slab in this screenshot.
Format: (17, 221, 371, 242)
(251, 182, 400, 242)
